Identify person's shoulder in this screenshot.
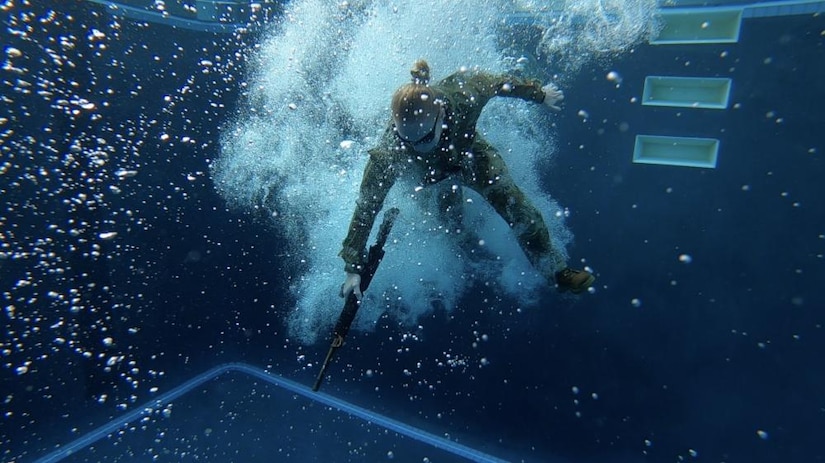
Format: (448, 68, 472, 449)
(440, 67, 485, 82)
(367, 125, 402, 160)
(436, 69, 485, 94)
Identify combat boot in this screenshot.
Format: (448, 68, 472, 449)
(555, 268, 595, 294)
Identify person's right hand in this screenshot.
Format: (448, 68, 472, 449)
(542, 83, 564, 111)
(340, 272, 362, 300)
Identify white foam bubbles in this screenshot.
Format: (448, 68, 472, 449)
(213, 0, 642, 344)
(533, 0, 661, 79)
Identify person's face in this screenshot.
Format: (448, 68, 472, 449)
(399, 106, 445, 154)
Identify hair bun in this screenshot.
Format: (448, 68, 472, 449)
(410, 59, 430, 85)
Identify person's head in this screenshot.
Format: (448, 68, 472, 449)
(391, 60, 445, 153)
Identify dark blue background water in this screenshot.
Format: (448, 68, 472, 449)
(2, 2, 824, 462)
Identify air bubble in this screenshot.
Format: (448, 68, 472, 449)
(6, 47, 22, 58)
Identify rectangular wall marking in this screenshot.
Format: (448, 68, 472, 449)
(633, 135, 720, 169)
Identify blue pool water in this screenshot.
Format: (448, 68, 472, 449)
(2, 1, 824, 462)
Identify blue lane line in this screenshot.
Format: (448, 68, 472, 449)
(34, 366, 229, 463)
(231, 364, 510, 463)
(85, 0, 246, 33)
(504, 0, 825, 25)
(34, 363, 509, 463)
(742, 0, 825, 17)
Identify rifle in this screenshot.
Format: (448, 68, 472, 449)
(312, 207, 400, 391)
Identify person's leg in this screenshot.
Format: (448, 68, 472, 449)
(461, 139, 563, 277)
(461, 138, 594, 293)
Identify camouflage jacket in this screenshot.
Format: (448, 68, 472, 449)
(339, 70, 546, 273)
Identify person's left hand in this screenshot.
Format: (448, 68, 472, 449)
(542, 83, 564, 111)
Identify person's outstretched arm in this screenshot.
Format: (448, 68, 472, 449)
(339, 144, 397, 298)
(465, 72, 564, 110)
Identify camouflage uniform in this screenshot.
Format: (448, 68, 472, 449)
(340, 70, 566, 282)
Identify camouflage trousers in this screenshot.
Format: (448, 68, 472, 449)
(436, 137, 566, 282)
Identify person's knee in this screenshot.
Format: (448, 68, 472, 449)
(519, 220, 550, 248)
(482, 179, 519, 210)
